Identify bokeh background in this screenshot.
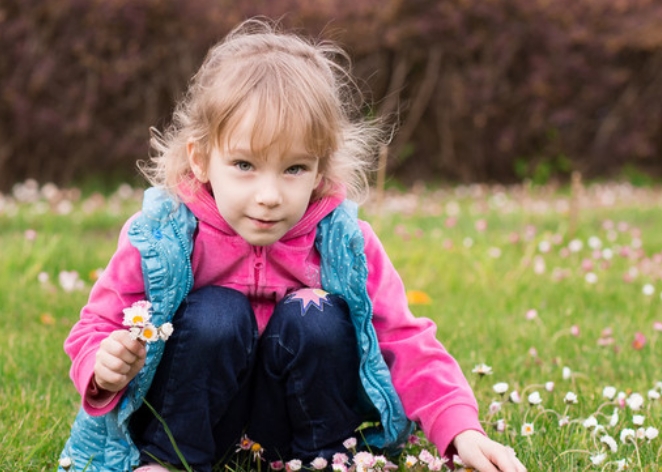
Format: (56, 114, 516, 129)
(2, 0, 662, 192)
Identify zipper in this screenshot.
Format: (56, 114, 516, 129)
(252, 246, 264, 296)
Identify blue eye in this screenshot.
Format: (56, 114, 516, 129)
(285, 165, 306, 175)
(235, 161, 252, 171)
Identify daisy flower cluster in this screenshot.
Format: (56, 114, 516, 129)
(122, 300, 173, 343)
(232, 433, 458, 472)
(475, 365, 662, 469)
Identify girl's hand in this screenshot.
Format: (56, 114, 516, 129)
(94, 330, 146, 392)
(453, 430, 526, 472)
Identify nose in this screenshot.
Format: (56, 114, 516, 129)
(254, 177, 283, 207)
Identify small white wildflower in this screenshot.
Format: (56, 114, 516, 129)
(489, 401, 502, 414)
(620, 428, 636, 443)
(538, 240, 551, 253)
(643, 284, 655, 296)
(583, 416, 598, 429)
(589, 453, 607, 466)
(59, 270, 84, 292)
(588, 236, 602, 249)
(545, 381, 555, 392)
(342, 437, 357, 450)
(558, 416, 569, 427)
(159, 322, 174, 340)
(286, 459, 302, 472)
(626, 392, 644, 411)
(122, 300, 153, 327)
(614, 459, 630, 471)
(59, 458, 73, 470)
(603, 386, 617, 400)
(569, 239, 583, 252)
(564, 392, 578, 404)
(493, 382, 509, 394)
(332, 453, 348, 465)
(404, 455, 418, 468)
(487, 247, 501, 258)
(521, 422, 534, 436)
(311, 457, 328, 470)
(632, 415, 645, 426)
(354, 452, 376, 469)
(472, 363, 492, 376)
(527, 391, 542, 406)
(428, 457, 447, 471)
(648, 389, 660, 401)
(509, 391, 521, 404)
(562, 366, 572, 380)
(585, 272, 598, 284)
(495, 419, 506, 432)
(645, 426, 659, 440)
(600, 434, 618, 453)
(418, 450, 434, 465)
(609, 408, 619, 427)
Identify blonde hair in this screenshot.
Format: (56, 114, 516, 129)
(140, 18, 386, 203)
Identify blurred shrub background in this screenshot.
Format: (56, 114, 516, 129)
(2, 0, 662, 192)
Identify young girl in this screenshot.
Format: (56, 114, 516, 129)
(59, 19, 526, 472)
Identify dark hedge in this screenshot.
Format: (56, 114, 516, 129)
(2, 0, 662, 191)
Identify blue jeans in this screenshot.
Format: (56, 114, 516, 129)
(130, 286, 362, 471)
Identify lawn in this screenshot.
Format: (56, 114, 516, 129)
(1, 179, 661, 471)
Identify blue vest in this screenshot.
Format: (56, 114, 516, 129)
(58, 188, 413, 471)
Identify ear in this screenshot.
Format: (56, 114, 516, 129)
(314, 172, 323, 188)
(187, 140, 208, 183)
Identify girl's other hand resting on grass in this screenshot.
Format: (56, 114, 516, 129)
(454, 430, 527, 472)
(94, 330, 146, 392)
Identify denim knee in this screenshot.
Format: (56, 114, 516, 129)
(262, 289, 357, 373)
(176, 285, 257, 358)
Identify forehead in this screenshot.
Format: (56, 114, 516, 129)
(216, 99, 315, 159)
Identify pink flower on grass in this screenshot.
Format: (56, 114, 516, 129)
(525, 309, 538, 320)
(632, 332, 647, 350)
(353, 452, 376, 470)
(418, 450, 435, 465)
(342, 437, 357, 451)
(286, 459, 302, 472)
(310, 457, 328, 470)
(236, 434, 254, 451)
(332, 453, 348, 465)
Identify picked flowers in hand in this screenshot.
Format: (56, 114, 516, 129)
(122, 300, 173, 342)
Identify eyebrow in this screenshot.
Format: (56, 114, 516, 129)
(229, 147, 317, 162)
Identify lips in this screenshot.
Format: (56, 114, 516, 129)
(250, 217, 279, 229)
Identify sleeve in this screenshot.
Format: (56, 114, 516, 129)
(63, 214, 146, 415)
(359, 220, 485, 456)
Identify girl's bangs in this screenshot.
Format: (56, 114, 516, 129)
(214, 71, 338, 160)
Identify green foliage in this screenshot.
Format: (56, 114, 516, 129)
(3, 1, 662, 189)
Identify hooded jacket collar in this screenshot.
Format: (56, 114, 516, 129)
(179, 182, 346, 243)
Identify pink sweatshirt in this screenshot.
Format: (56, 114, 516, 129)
(64, 185, 483, 456)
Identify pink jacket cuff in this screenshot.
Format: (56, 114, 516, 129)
(426, 404, 486, 459)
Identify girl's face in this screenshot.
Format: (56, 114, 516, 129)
(188, 115, 322, 246)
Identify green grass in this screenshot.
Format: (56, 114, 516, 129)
(2, 182, 662, 471)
